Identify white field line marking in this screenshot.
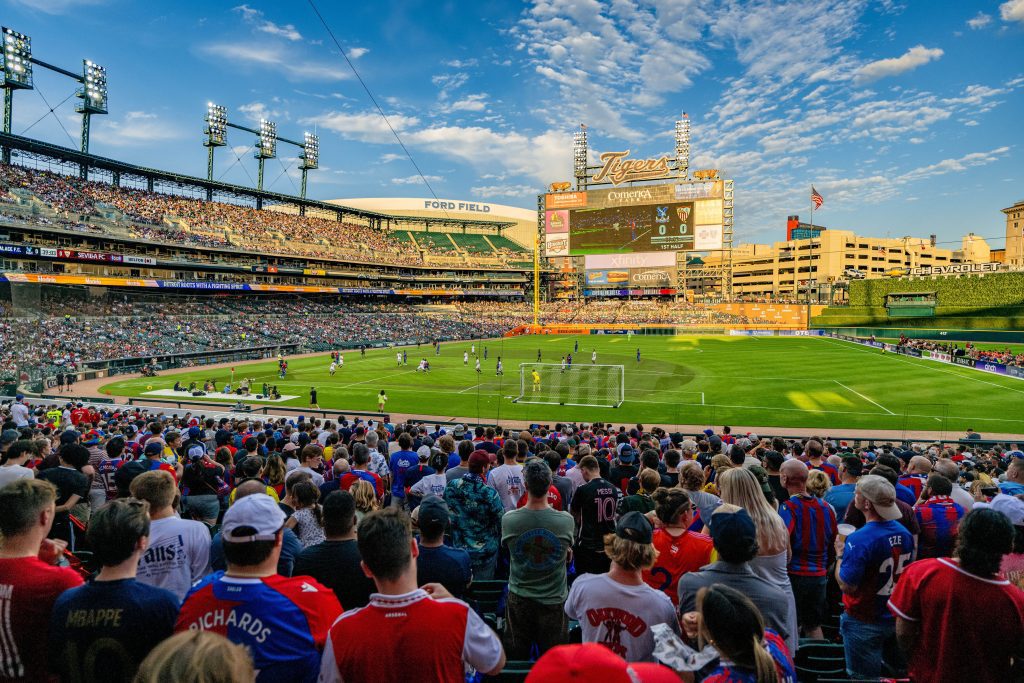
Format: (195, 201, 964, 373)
(834, 380, 895, 415)
(817, 337, 1024, 395)
(458, 383, 484, 394)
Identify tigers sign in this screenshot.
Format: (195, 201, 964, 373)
(592, 151, 672, 185)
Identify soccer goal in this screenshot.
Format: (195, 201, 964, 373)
(513, 363, 625, 408)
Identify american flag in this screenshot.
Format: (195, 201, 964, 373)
(811, 186, 824, 210)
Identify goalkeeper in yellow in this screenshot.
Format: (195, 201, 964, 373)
(531, 369, 541, 392)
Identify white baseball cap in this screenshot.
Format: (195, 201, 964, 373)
(974, 494, 1024, 526)
(222, 494, 286, 543)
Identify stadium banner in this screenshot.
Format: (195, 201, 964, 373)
(694, 224, 724, 251)
(544, 192, 587, 209)
(545, 210, 569, 234)
(0, 244, 38, 256)
(977, 361, 1008, 376)
(582, 288, 677, 297)
(123, 255, 157, 266)
(1008, 365, 1024, 379)
(929, 351, 953, 363)
(897, 346, 923, 358)
(32, 246, 156, 265)
(728, 330, 775, 336)
(584, 252, 676, 270)
(545, 233, 569, 257)
(777, 330, 825, 336)
(953, 356, 977, 368)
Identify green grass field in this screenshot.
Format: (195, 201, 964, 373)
(98, 335, 1024, 435)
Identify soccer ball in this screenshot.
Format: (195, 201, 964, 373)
(146, 385, 153, 390)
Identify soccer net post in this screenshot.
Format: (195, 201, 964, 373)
(513, 363, 624, 408)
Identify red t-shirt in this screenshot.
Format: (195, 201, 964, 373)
(515, 486, 563, 511)
(642, 529, 714, 605)
(0, 556, 84, 681)
(888, 557, 1024, 683)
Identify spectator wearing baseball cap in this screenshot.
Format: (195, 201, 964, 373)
(525, 642, 679, 682)
(176, 493, 341, 683)
(678, 505, 796, 656)
(318, 507, 505, 683)
(609, 446, 639, 495)
(444, 450, 504, 580)
(564, 512, 680, 662)
(834, 475, 914, 678)
(502, 459, 575, 659)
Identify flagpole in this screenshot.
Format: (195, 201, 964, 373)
(809, 184, 814, 232)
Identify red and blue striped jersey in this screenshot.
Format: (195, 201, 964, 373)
(899, 474, 928, 501)
(779, 494, 838, 576)
(175, 572, 342, 683)
(702, 630, 796, 683)
(809, 461, 840, 486)
(915, 496, 965, 559)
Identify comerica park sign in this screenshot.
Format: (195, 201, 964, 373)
(592, 151, 672, 185)
(909, 262, 1002, 276)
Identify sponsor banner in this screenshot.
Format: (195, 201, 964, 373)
(929, 351, 952, 362)
(592, 329, 630, 334)
(694, 224, 723, 251)
(778, 330, 824, 336)
(544, 192, 587, 209)
(583, 288, 629, 297)
(1008, 365, 1024, 379)
(157, 281, 248, 290)
(585, 252, 676, 270)
(39, 247, 57, 257)
(302, 268, 327, 276)
(0, 244, 33, 255)
(545, 210, 569, 234)
(977, 361, 1007, 376)
(545, 233, 569, 257)
(897, 346, 923, 358)
(586, 184, 677, 208)
(728, 329, 775, 336)
(674, 181, 721, 201)
(910, 262, 1001, 276)
(953, 356, 976, 368)
(629, 266, 675, 287)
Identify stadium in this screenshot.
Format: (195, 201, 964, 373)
(2, 9, 1024, 683)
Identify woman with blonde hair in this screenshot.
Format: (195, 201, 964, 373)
(261, 454, 287, 499)
(696, 584, 796, 683)
(806, 469, 832, 499)
(717, 467, 798, 655)
(134, 630, 254, 683)
(350, 478, 379, 525)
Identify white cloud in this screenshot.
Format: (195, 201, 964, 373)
(237, 102, 284, 123)
(445, 58, 479, 68)
(442, 94, 489, 113)
(91, 111, 184, 147)
(200, 43, 347, 81)
(349, 47, 370, 59)
(233, 4, 303, 41)
(407, 126, 571, 184)
(471, 183, 541, 198)
(432, 73, 469, 91)
(302, 111, 420, 144)
(1001, 0, 1024, 23)
(967, 12, 992, 29)
(379, 153, 404, 163)
(391, 175, 444, 185)
(854, 45, 943, 84)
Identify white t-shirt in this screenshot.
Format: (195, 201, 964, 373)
(287, 466, 325, 488)
(317, 431, 332, 447)
(950, 484, 974, 512)
(564, 573, 680, 663)
(410, 473, 448, 499)
(0, 464, 34, 488)
(487, 463, 524, 512)
(10, 402, 29, 427)
(136, 515, 212, 602)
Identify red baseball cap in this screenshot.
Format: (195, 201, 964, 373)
(526, 644, 679, 682)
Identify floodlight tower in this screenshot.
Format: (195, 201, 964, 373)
(0, 27, 33, 163)
(203, 103, 227, 181)
(675, 112, 690, 179)
(254, 118, 276, 191)
(572, 124, 588, 191)
(299, 131, 318, 199)
(75, 59, 107, 155)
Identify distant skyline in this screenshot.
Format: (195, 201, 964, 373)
(3, 0, 1023, 249)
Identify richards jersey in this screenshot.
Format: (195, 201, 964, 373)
(175, 572, 341, 683)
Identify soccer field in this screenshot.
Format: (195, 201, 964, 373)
(98, 335, 1024, 435)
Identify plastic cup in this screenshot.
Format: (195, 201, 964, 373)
(837, 523, 856, 542)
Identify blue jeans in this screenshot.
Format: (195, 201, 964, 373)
(840, 612, 894, 678)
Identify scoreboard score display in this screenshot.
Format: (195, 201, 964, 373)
(544, 180, 724, 256)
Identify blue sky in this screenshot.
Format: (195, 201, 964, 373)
(4, 0, 1023, 249)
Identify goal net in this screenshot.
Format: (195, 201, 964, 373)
(513, 363, 624, 408)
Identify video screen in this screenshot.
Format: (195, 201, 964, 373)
(567, 202, 694, 255)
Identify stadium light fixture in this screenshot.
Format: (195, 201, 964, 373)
(572, 124, 588, 189)
(77, 59, 107, 114)
(675, 112, 690, 179)
(204, 103, 227, 147)
(300, 131, 319, 169)
(0, 27, 32, 90)
(255, 118, 277, 159)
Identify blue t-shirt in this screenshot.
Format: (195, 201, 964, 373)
(703, 630, 796, 683)
(894, 483, 917, 507)
(49, 578, 179, 682)
(416, 543, 473, 599)
(839, 520, 914, 623)
(824, 483, 857, 522)
(1000, 481, 1024, 496)
(389, 450, 418, 497)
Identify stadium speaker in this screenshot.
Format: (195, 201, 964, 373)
(192, 391, 206, 397)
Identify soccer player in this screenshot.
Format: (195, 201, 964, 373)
(329, 361, 337, 376)
(338, 354, 343, 368)
(592, 349, 597, 364)
(396, 351, 402, 367)
(560, 356, 567, 373)
(176, 494, 341, 682)
(464, 351, 469, 365)
(566, 353, 573, 367)
(310, 387, 319, 409)
(471, 343, 476, 355)
(636, 348, 641, 363)
(532, 369, 541, 392)
(475, 358, 482, 374)
(403, 350, 407, 365)
(483, 346, 488, 360)
(377, 390, 388, 412)
(496, 358, 503, 375)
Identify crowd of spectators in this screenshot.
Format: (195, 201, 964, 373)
(2, 395, 1023, 682)
(0, 164, 528, 268)
(898, 336, 1024, 368)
